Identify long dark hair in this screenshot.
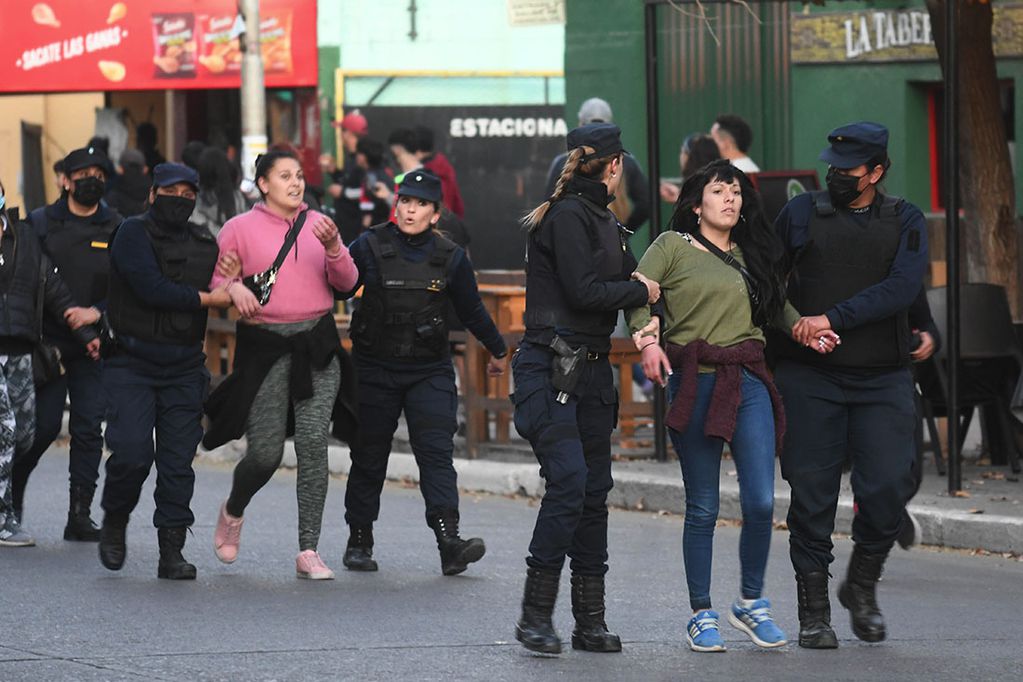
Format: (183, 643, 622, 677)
(197, 147, 240, 221)
(668, 159, 787, 326)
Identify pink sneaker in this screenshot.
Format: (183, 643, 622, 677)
(213, 502, 244, 564)
(296, 550, 335, 580)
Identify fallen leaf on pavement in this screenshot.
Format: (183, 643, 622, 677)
(953, 490, 972, 498)
(967, 508, 984, 514)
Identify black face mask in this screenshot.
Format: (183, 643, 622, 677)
(825, 168, 865, 208)
(71, 176, 105, 207)
(151, 194, 196, 227)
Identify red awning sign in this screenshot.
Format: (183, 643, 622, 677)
(0, 1, 318, 92)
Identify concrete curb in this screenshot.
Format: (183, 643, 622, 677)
(198, 442, 1023, 555)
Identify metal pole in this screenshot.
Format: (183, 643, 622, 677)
(644, 0, 668, 461)
(945, 0, 961, 493)
(240, 0, 266, 185)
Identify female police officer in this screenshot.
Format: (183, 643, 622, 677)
(341, 170, 508, 576)
(512, 123, 659, 654)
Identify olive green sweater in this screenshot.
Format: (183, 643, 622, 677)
(626, 231, 800, 356)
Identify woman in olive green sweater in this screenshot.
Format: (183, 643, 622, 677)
(627, 159, 838, 653)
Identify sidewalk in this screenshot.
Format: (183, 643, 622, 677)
(200, 430, 1023, 555)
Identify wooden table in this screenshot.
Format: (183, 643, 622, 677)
(462, 284, 526, 455)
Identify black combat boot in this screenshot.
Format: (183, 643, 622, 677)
(98, 513, 128, 571)
(516, 567, 562, 654)
(157, 527, 197, 580)
(570, 574, 622, 652)
(64, 485, 101, 542)
(838, 546, 888, 642)
(342, 525, 379, 571)
(796, 571, 839, 649)
(427, 511, 485, 576)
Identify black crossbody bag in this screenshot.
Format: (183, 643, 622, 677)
(688, 230, 764, 326)
(242, 209, 309, 305)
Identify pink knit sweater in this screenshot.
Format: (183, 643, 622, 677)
(212, 202, 359, 324)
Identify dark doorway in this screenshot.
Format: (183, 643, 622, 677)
(20, 122, 46, 213)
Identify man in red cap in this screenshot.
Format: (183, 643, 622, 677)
(329, 110, 371, 239)
(334, 110, 369, 156)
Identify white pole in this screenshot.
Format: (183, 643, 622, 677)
(239, 0, 266, 186)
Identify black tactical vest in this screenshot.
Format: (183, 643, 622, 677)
(107, 218, 219, 345)
(783, 191, 909, 368)
(349, 227, 456, 360)
(32, 205, 119, 306)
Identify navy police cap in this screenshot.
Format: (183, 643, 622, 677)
(152, 162, 199, 190)
(566, 122, 626, 161)
(398, 169, 443, 203)
(819, 121, 889, 169)
(64, 146, 111, 174)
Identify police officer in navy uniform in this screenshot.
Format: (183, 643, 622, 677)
(97, 163, 232, 580)
(512, 123, 659, 655)
(773, 122, 928, 648)
(341, 170, 508, 576)
(12, 147, 121, 541)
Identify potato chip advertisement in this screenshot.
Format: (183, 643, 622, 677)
(0, 0, 316, 92)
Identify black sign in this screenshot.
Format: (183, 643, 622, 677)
(358, 105, 568, 270)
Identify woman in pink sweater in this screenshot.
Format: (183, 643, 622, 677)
(209, 149, 358, 579)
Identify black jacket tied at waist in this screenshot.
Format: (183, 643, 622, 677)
(202, 314, 358, 450)
(664, 339, 786, 454)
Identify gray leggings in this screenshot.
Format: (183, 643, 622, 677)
(226, 319, 341, 551)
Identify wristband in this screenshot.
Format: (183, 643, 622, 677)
(639, 340, 658, 351)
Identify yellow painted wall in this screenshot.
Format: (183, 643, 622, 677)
(0, 92, 105, 211)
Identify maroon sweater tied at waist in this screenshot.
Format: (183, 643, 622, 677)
(664, 339, 786, 454)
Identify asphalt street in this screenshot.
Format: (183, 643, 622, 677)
(3, 450, 1022, 681)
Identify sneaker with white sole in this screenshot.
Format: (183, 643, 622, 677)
(213, 502, 244, 563)
(0, 514, 36, 547)
(728, 598, 787, 648)
(296, 550, 335, 580)
(686, 609, 726, 652)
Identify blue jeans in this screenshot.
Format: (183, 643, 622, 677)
(667, 369, 776, 610)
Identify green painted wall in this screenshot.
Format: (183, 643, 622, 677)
(564, 0, 649, 240)
(318, 45, 340, 157)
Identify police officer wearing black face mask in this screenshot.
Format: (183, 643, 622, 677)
(512, 123, 659, 655)
(12, 147, 122, 543)
(97, 163, 233, 580)
(773, 122, 928, 649)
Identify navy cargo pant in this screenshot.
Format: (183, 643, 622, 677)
(775, 361, 917, 575)
(511, 342, 617, 577)
(13, 353, 105, 505)
(100, 355, 208, 529)
(344, 355, 460, 527)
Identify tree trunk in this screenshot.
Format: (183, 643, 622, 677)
(927, 0, 1019, 314)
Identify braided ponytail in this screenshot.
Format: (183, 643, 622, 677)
(522, 147, 588, 231)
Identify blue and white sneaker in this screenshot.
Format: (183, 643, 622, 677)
(686, 609, 726, 652)
(728, 598, 787, 648)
